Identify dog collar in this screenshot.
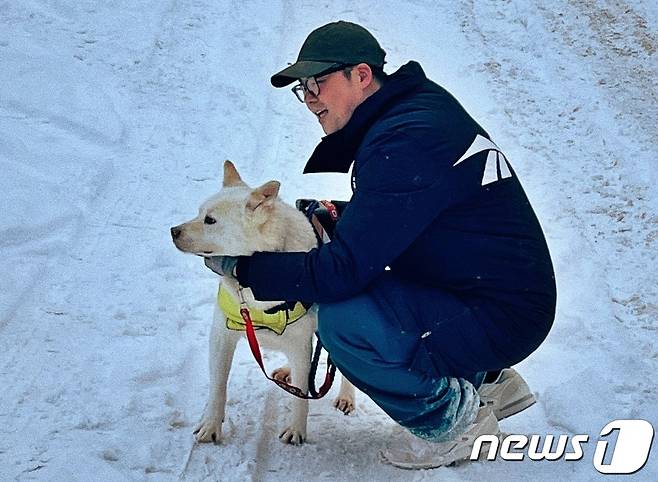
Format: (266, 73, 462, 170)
(217, 285, 308, 335)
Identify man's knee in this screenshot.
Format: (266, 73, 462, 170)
(317, 295, 375, 351)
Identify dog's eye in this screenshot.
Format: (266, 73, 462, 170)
(204, 215, 216, 225)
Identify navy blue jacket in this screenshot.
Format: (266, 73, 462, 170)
(237, 62, 556, 374)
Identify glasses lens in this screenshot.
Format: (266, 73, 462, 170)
(292, 84, 305, 102)
(305, 77, 319, 97)
(291, 64, 350, 103)
(291, 77, 321, 103)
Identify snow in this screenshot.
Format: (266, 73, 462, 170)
(1, 0, 656, 480)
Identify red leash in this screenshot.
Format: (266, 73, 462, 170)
(236, 199, 342, 399)
(238, 297, 336, 400)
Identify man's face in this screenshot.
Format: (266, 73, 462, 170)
(302, 68, 365, 135)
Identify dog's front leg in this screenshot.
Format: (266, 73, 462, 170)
(279, 340, 312, 445)
(194, 306, 239, 444)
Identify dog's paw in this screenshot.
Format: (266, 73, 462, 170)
(333, 394, 356, 415)
(279, 426, 306, 445)
(193, 418, 223, 444)
(271, 366, 291, 384)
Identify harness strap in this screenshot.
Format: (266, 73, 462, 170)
(262, 300, 313, 314)
(219, 286, 307, 335)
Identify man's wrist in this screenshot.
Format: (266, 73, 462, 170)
(203, 255, 250, 285)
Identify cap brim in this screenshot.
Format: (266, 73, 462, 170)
(271, 61, 342, 87)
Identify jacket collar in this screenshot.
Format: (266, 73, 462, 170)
(303, 61, 427, 174)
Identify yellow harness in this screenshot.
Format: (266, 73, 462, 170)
(217, 285, 308, 335)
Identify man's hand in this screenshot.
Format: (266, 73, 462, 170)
(204, 256, 239, 277)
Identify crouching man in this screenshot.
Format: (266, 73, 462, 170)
(205, 21, 556, 469)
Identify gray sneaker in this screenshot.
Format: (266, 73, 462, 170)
(478, 368, 536, 420)
(379, 406, 500, 469)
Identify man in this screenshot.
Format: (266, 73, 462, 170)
(206, 20, 556, 468)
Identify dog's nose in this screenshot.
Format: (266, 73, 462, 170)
(170, 226, 182, 240)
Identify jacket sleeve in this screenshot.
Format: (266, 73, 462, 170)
(236, 129, 479, 302)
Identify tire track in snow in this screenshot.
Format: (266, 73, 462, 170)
(238, 0, 297, 182)
(1, 100, 127, 150)
(250, 390, 278, 482)
(566, 0, 657, 143)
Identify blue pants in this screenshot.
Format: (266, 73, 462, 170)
(317, 292, 484, 442)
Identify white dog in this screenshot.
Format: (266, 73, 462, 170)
(171, 161, 355, 445)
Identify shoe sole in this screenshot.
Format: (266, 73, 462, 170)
(380, 440, 478, 470)
(380, 410, 501, 469)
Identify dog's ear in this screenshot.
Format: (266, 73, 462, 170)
(223, 160, 246, 187)
(247, 181, 280, 211)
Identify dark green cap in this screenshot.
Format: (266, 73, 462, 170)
(271, 21, 386, 88)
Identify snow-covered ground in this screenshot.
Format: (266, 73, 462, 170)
(1, 1, 656, 480)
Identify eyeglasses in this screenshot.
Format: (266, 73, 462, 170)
(291, 64, 353, 103)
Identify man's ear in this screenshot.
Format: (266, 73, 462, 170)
(246, 180, 280, 211)
(223, 160, 246, 187)
(355, 63, 374, 87)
